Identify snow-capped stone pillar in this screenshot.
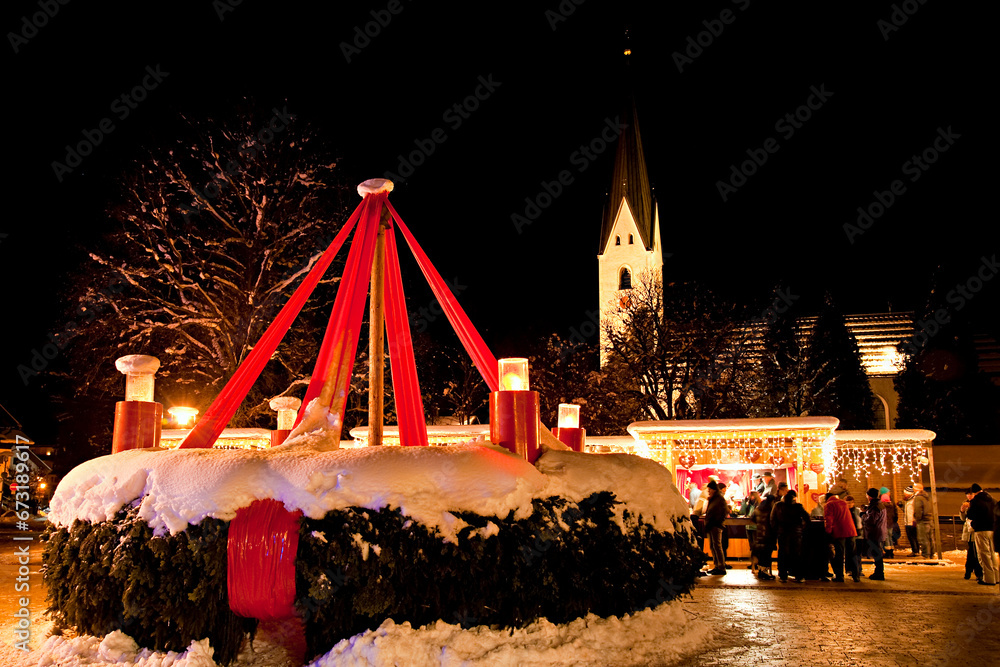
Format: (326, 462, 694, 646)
(112, 355, 163, 454)
(269, 396, 302, 447)
(489, 358, 540, 462)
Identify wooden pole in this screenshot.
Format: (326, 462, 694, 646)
(367, 205, 389, 446)
(926, 441, 942, 559)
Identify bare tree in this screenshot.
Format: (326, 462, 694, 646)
(601, 271, 756, 420)
(59, 104, 350, 427)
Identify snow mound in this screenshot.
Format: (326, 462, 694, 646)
(309, 601, 710, 667)
(49, 442, 547, 541)
(535, 449, 691, 533)
(32, 632, 216, 667)
(49, 434, 692, 541)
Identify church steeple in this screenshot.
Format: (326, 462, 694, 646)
(597, 35, 662, 366)
(598, 36, 655, 256)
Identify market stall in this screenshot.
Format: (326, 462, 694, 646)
(627, 417, 840, 513)
(833, 429, 939, 558)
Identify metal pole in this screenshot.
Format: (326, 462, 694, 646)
(367, 206, 389, 447)
(926, 441, 942, 560)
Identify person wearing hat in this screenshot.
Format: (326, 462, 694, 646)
(862, 488, 887, 580)
(752, 473, 765, 496)
(761, 471, 776, 498)
(967, 483, 998, 585)
(703, 481, 729, 575)
(902, 485, 918, 556)
(911, 483, 933, 558)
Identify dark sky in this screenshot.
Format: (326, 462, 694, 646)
(3, 1, 996, 436)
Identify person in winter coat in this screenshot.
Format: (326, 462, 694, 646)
(862, 488, 887, 580)
(902, 486, 918, 556)
(847, 496, 864, 576)
(740, 491, 761, 562)
(703, 481, 729, 575)
(880, 487, 899, 558)
(752, 489, 781, 580)
(911, 483, 934, 558)
(960, 490, 983, 582)
(967, 483, 998, 586)
(824, 493, 859, 582)
(771, 489, 810, 582)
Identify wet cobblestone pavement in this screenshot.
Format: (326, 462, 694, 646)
(676, 563, 1000, 667)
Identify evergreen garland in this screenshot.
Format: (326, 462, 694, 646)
(42, 506, 256, 666)
(42, 493, 703, 665)
(295, 492, 705, 661)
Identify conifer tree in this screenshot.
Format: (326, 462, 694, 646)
(801, 294, 876, 429)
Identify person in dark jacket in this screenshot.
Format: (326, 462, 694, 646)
(862, 488, 887, 580)
(960, 490, 983, 582)
(911, 483, 934, 558)
(703, 481, 729, 575)
(771, 489, 809, 582)
(752, 489, 781, 580)
(967, 483, 998, 585)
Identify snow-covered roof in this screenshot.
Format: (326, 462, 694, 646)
(628, 417, 839, 438)
(835, 429, 936, 446)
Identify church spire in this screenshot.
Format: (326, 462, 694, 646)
(598, 37, 654, 255)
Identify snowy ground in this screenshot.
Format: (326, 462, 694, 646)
(2, 602, 711, 667)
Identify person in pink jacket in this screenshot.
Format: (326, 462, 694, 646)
(824, 492, 860, 582)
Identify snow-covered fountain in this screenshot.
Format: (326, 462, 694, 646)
(40, 180, 706, 667)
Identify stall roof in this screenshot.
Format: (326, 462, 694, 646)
(628, 417, 839, 438)
(835, 429, 936, 445)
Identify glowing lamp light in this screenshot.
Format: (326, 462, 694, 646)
(558, 403, 580, 429)
(499, 358, 529, 392)
(168, 406, 199, 426)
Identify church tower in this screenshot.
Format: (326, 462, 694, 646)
(597, 46, 662, 366)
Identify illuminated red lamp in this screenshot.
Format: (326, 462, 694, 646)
(489, 358, 540, 462)
(552, 403, 585, 452)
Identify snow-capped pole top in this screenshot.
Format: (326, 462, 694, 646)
(357, 178, 394, 197)
(115, 354, 160, 375)
(269, 396, 302, 412)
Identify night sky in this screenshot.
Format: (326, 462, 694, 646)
(4, 1, 996, 438)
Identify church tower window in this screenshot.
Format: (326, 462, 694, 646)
(619, 267, 632, 290)
(615, 235, 621, 246)
(628, 234, 634, 244)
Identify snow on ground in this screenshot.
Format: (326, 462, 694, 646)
(7, 601, 710, 667)
(48, 437, 692, 541)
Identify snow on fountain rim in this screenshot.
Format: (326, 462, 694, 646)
(48, 435, 690, 540)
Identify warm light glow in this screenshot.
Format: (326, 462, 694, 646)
(168, 406, 199, 426)
(558, 403, 580, 429)
(498, 358, 529, 391)
(867, 345, 905, 375)
(39, 482, 47, 489)
(623, 48, 631, 56)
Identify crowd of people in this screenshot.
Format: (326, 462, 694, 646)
(687, 474, 1000, 585)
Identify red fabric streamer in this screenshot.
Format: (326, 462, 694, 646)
(178, 203, 365, 449)
(227, 499, 302, 620)
(383, 223, 427, 446)
(295, 194, 383, 430)
(385, 200, 499, 392)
